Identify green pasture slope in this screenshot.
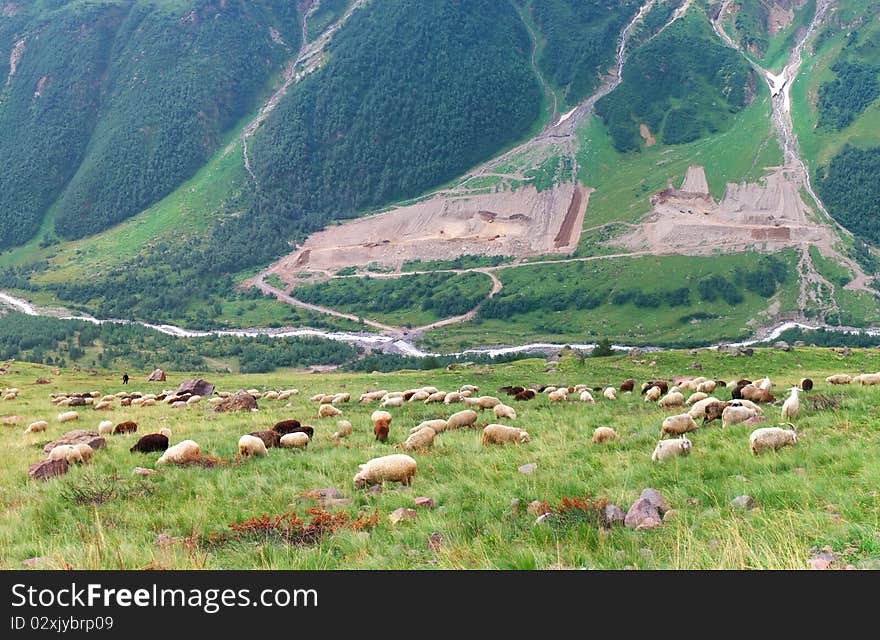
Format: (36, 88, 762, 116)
(1, 347, 878, 569)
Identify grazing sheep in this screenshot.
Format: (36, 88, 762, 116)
(740, 385, 776, 403)
(48, 444, 88, 465)
(603, 387, 617, 401)
(660, 413, 699, 437)
(380, 396, 404, 408)
(749, 425, 798, 455)
(186, 395, 201, 405)
(159, 427, 172, 438)
(318, 404, 342, 418)
(371, 410, 392, 442)
(546, 389, 567, 403)
(156, 440, 201, 466)
(825, 374, 852, 385)
(130, 433, 169, 454)
(857, 373, 880, 386)
(400, 426, 436, 451)
(272, 419, 302, 435)
(57, 411, 79, 423)
(755, 377, 773, 392)
(407, 390, 430, 403)
(410, 419, 448, 435)
(445, 409, 478, 430)
(25, 420, 48, 434)
(685, 392, 708, 406)
(799, 378, 814, 391)
(688, 396, 721, 420)
(332, 420, 352, 440)
(513, 389, 537, 401)
(353, 454, 417, 489)
(579, 390, 595, 404)
(113, 421, 137, 435)
(781, 387, 800, 420)
(459, 385, 479, 393)
(481, 424, 530, 446)
(644, 386, 661, 402)
(658, 391, 684, 408)
(332, 392, 351, 404)
(93, 401, 112, 411)
(263, 391, 280, 400)
(98, 420, 114, 435)
(238, 434, 268, 458)
(702, 401, 731, 425)
(642, 380, 669, 395)
(463, 395, 502, 410)
(280, 432, 310, 448)
(248, 430, 280, 449)
(620, 379, 636, 392)
(592, 427, 618, 444)
(359, 390, 388, 403)
(651, 436, 692, 462)
(425, 391, 446, 404)
(493, 403, 517, 420)
(722, 405, 757, 429)
(730, 398, 763, 414)
(73, 443, 94, 464)
(443, 392, 463, 404)
(696, 380, 717, 394)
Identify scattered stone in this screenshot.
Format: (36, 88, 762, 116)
(717, 345, 753, 356)
(28, 458, 69, 481)
(35, 377, 51, 384)
(730, 495, 756, 510)
(629, 348, 643, 358)
(518, 462, 538, 475)
(625, 498, 661, 529)
(808, 552, 834, 570)
(147, 369, 166, 382)
(794, 341, 805, 347)
(211, 390, 257, 413)
(689, 361, 703, 370)
(836, 347, 852, 357)
(133, 467, 158, 476)
(175, 378, 214, 397)
(43, 431, 104, 454)
(323, 498, 354, 508)
(604, 504, 625, 526)
(427, 532, 443, 552)
(365, 484, 383, 496)
(389, 508, 417, 524)
(414, 496, 435, 509)
(773, 341, 791, 352)
(639, 488, 669, 514)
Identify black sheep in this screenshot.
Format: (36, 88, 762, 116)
(130, 433, 169, 453)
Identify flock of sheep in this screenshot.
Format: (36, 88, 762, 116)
(11, 364, 879, 490)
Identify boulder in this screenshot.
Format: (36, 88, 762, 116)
(625, 498, 661, 529)
(211, 390, 257, 413)
(604, 504, 626, 526)
(414, 496, 435, 509)
(35, 377, 51, 384)
(773, 341, 791, 352)
(730, 495, 756, 511)
(28, 458, 69, 481)
(175, 378, 214, 398)
(147, 369, 166, 382)
(389, 508, 418, 524)
(518, 463, 538, 475)
(639, 488, 669, 514)
(43, 431, 105, 455)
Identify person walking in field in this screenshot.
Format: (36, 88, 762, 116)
(122, 373, 129, 385)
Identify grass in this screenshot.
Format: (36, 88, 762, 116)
(1, 347, 879, 569)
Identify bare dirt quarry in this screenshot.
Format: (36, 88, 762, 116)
(269, 182, 590, 281)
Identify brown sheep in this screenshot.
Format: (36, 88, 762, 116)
(619, 379, 636, 392)
(249, 430, 281, 448)
(113, 421, 138, 435)
(703, 401, 731, 425)
(642, 380, 668, 395)
(514, 389, 536, 401)
(273, 419, 302, 435)
(130, 433, 169, 454)
(371, 410, 392, 442)
(740, 385, 776, 403)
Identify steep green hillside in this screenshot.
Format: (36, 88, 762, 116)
(595, 9, 756, 152)
(721, 0, 817, 71)
(526, 0, 642, 110)
(249, 0, 542, 236)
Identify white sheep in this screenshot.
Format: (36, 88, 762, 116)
(318, 404, 342, 418)
(781, 387, 800, 420)
(443, 392, 463, 404)
(400, 426, 436, 451)
(98, 420, 114, 435)
(380, 396, 404, 408)
(459, 385, 479, 393)
(410, 419, 448, 435)
(644, 386, 661, 402)
(857, 372, 880, 386)
(603, 387, 617, 401)
(722, 405, 757, 429)
(424, 391, 446, 404)
(481, 423, 530, 446)
(688, 396, 721, 420)
(730, 398, 764, 414)
(825, 374, 852, 385)
(685, 392, 708, 406)
(750, 425, 798, 455)
(463, 395, 502, 410)
(660, 413, 698, 437)
(332, 420, 353, 440)
(658, 392, 684, 409)
(408, 390, 430, 402)
(445, 409, 478, 430)
(280, 432, 310, 448)
(358, 390, 387, 403)
(25, 420, 48, 434)
(332, 392, 351, 404)
(756, 377, 773, 392)
(353, 454, 417, 489)
(651, 436, 692, 462)
(696, 380, 717, 394)
(159, 427, 172, 438)
(579, 390, 595, 404)
(238, 434, 268, 458)
(156, 440, 201, 465)
(592, 427, 618, 443)
(547, 389, 568, 403)
(57, 411, 79, 423)
(186, 395, 201, 405)
(493, 403, 517, 420)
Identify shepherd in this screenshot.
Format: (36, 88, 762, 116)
(122, 373, 129, 385)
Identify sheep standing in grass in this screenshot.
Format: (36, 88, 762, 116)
(156, 440, 201, 466)
(750, 425, 798, 455)
(644, 386, 661, 402)
(443, 392, 463, 404)
(280, 432, 310, 448)
(353, 454, 417, 489)
(658, 392, 684, 409)
(400, 426, 436, 451)
(57, 411, 79, 423)
(579, 390, 595, 404)
(238, 434, 268, 458)
(98, 420, 114, 435)
(702, 401, 731, 425)
(25, 420, 48, 434)
(781, 387, 800, 420)
(130, 433, 169, 453)
(688, 397, 721, 420)
(592, 427, 618, 444)
(603, 387, 617, 401)
(660, 414, 698, 438)
(686, 392, 708, 406)
(359, 390, 387, 403)
(319, 404, 342, 418)
(48, 444, 90, 465)
(697, 380, 717, 394)
(482, 424, 530, 446)
(464, 395, 502, 410)
(548, 389, 568, 403)
(825, 374, 852, 385)
(425, 391, 446, 404)
(371, 410, 392, 442)
(722, 405, 757, 429)
(248, 430, 280, 449)
(857, 373, 880, 386)
(494, 404, 517, 420)
(380, 396, 404, 408)
(651, 436, 692, 462)
(445, 409, 478, 430)
(73, 443, 94, 464)
(332, 420, 352, 441)
(410, 419, 448, 435)
(113, 421, 137, 435)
